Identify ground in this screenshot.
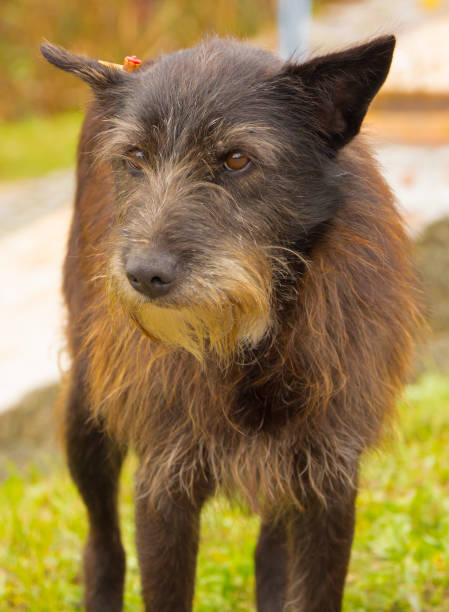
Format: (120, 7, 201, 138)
(1, 374, 449, 611)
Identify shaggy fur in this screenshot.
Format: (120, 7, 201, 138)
(42, 35, 420, 612)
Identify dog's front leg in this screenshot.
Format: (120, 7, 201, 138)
(135, 472, 211, 612)
(284, 486, 357, 612)
(255, 521, 288, 611)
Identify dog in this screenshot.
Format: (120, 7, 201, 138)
(41, 35, 420, 611)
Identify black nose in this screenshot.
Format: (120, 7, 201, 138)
(125, 250, 178, 299)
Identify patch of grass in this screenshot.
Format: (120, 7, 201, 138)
(0, 111, 83, 181)
(346, 373, 449, 612)
(1, 373, 448, 610)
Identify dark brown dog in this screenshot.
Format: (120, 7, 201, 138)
(41, 36, 420, 611)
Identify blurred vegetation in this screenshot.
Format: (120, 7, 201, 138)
(0, 0, 346, 180)
(0, 0, 442, 122)
(1, 373, 448, 610)
(0, 0, 276, 121)
(0, 0, 347, 122)
(0, 111, 82, 180)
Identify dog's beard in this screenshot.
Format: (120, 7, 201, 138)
(109, 253, 273, 363)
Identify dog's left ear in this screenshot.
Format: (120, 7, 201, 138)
(40, 42, 130, 95)
(284, 35, 395, 149)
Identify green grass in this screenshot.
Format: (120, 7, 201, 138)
(0, 111, 83, 181)
(1, 373, 448, 611)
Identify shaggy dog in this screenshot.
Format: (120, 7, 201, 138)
(41, 35, 419, 611)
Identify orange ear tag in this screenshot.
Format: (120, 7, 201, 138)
(123, 55, 142, 72)
(98, 55, 142, 72)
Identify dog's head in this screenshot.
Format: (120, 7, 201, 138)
(42, 36, 394, 362)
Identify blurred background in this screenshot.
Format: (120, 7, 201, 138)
(1, 1, 449, 610)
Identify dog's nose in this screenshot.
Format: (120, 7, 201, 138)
(126, 250, 178, 299)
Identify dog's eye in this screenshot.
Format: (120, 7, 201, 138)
(125, 148, 146, 172)
(224, 151, 250, 172)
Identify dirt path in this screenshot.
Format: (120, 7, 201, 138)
(0, 169, 74, 238)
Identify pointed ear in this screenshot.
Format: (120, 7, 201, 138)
(284, 35, 395, 150)
(40, 42, 128, 92)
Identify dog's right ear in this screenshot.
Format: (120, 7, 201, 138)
(40, 42, 128, 93)
(281, 35, 395, 150)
